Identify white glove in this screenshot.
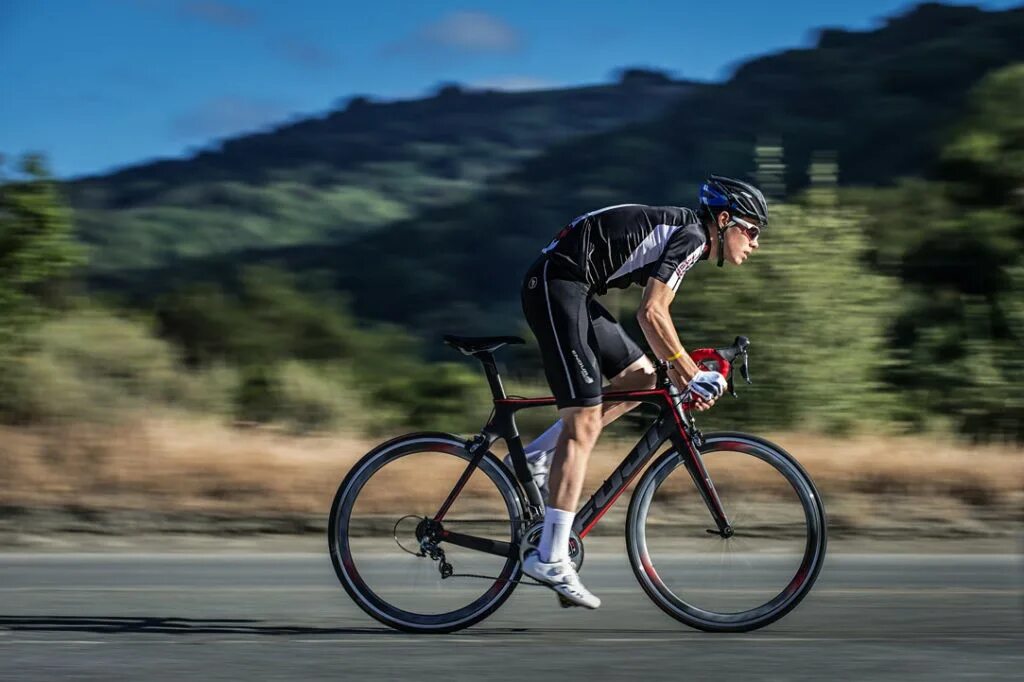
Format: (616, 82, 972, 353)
(685, 371, 728, 401)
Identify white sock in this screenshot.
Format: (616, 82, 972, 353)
(538, 506, 575, 563)
(524, 420, 563, 462)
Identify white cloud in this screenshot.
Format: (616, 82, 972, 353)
(468, 75, 557, 92)
(386, 11, 522, 56)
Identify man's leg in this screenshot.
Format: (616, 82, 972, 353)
(521, 356, 656, 461)
(518, 260, 603, 607)
(526, 404, 603, 609)
(547, 407, 603, 520)
(522, 295, 655, 457)
(538, 405, 602, 563)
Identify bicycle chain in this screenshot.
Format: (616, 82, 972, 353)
(403, 516, 550, 588)
(415, 531, 546, 587)
(442, 570, 547, 587)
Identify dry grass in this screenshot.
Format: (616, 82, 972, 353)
(1, 416, 1020, 532)
(765, 432, 1022, 505)
(0, 416, 364, 514)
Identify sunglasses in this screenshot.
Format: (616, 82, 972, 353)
(731, 215, 762, 241)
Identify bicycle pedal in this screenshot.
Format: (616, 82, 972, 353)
(557, 595, 579, 609)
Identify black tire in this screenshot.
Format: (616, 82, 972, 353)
(626, 432, 827, 632)
(328, 432, 525, 633)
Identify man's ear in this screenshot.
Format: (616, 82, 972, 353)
(717, 211, 731, 228)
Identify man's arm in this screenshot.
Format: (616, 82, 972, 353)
(637, 279, 716, 409)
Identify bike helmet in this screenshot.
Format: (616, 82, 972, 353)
(699, 175, 769, 267)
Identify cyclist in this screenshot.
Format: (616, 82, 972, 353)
(518, 175, 768, 608)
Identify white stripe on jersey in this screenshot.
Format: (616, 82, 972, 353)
(605, 223, 684, 284)
(664, 243, 706, 292)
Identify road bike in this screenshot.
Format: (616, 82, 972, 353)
(328, 334, 827, 633)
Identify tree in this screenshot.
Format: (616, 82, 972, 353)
(878, 64, 1024, 441)
(0, 154, 80, 352)
(940, 63, 1024, 207)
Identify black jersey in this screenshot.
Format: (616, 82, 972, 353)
(541, 204, 709, 293)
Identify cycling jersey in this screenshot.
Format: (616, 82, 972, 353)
(542, 205, 709, 294)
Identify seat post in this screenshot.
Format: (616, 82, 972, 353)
(477, 352, 507, 400)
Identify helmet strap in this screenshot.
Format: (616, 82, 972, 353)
(716, 213, 727, 267)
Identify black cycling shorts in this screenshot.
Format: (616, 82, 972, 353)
(521, 256, 646, 409)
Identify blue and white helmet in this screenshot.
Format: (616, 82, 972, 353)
(699, 175, 769, 227)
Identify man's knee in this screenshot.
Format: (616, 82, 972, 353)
(611, 357, 657, 390)
(559, 405, 604, 446)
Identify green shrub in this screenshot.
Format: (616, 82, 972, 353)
(277, 362, 356, 434)
(371, 361, 491, 435)
(0, 309, 236, 424)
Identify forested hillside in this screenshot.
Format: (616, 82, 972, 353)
(69, 71, 696, 272)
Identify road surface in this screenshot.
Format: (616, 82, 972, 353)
(1, 548, 1020, 680)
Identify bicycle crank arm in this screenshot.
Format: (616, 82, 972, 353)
(440, 530, 513, 558)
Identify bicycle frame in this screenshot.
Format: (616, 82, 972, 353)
(430, 350, 732, 559)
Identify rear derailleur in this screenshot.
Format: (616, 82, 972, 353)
(414, 517, 453, 579)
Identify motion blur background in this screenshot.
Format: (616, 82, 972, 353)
(1, 0, 1021, 539)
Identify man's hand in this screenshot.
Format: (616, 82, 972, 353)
(681, 370, 727, 412)
(667, 367, 710, 411)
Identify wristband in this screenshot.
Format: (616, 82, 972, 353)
(665, 350, 684, 362)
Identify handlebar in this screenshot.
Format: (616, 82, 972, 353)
(655, 336, 752, 398)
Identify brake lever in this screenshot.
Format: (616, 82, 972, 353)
(740, 350, 752, 384)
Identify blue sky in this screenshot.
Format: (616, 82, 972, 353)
(2, 0, 1020, 178)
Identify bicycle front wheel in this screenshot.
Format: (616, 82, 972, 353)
(626, 432, 827, 632)
(329, 432, 525, 633)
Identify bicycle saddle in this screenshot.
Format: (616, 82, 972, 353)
(443, 335, 525, 355)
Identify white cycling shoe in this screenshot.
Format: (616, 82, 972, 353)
(503, 449, 552, 502)
(522, 551, 601, 609)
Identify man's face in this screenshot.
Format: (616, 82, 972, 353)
(718, 212, 760, 265)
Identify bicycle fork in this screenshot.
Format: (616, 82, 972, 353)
(673, 419, 734, 538)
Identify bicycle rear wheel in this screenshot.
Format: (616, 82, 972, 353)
(626, 432, 827, 632)
(329, 432, 525, 633)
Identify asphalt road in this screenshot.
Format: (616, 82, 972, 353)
(1, 548, 1021, 681)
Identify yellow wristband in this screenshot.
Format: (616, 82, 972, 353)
(665, 350, 684, 362)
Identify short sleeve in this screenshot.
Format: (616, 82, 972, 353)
(651, 227, 706, 292)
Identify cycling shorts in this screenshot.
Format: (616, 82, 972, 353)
(521, 256, 646, 409)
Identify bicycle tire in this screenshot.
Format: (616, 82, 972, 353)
(626, 432, 827, 632)
(328, 432, 525, 633)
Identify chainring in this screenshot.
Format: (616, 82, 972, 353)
(519, 520, 585, 571)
